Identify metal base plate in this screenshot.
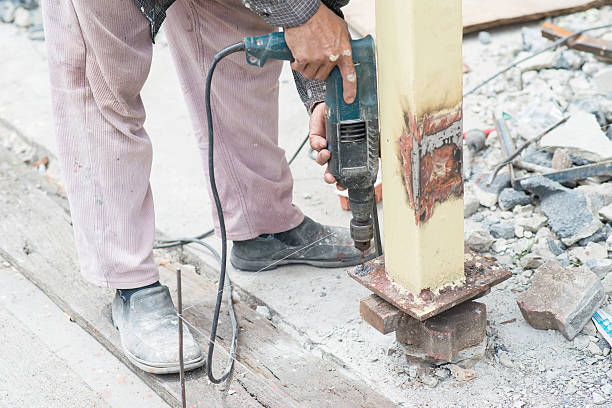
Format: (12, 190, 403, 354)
(348, 252, 511, 321)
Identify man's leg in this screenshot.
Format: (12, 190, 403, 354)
(164, 0, 303, 241)
(41, 0, 204, 373)
(164, 0, 372, 270)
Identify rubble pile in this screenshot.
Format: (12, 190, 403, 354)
(1, 0, 43, 40)
(462, 6, 612, 399)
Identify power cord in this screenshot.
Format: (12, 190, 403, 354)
(154, 41, 310, 384)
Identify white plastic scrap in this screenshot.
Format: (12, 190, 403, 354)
(592, 309, 612, 347)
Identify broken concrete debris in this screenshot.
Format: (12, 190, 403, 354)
(498, 188, 532, 211)
(540, 111, 612, 162)
(593, 67, 612, 94)
(517, 261, 605, 340)
(474, 172, 511, 207)
(521, 176, 602, 246)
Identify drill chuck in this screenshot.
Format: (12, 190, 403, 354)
(348, 187, 374, 252)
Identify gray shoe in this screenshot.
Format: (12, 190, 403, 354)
(230, 216, 376, 271)
(111, 285, 205, 374)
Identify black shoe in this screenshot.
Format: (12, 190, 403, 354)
(230, 216, 376, 271)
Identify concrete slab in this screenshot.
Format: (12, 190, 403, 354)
(0, 260, 168, 408)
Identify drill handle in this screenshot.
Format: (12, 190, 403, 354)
(244, 32, 375, 68)
(244, 32, 293, 67)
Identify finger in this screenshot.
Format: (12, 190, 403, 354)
(337, 47, 357, 104)
(309, 135, 327, 152)
(314, 63, 335, 82)
(316, 149, 331, 166)
(324, 168, 337, 184)
(302, 63, 319, 79)
(308, 102, 326, 138)
(290, 60, 307, 74)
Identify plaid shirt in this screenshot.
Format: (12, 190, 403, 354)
(134, 0, 349, 112)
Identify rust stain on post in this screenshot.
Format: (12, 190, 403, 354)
(399, 107, 464, 224)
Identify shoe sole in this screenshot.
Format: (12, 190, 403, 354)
(111, 316, 206, 375)
(230, 251, 376, 272)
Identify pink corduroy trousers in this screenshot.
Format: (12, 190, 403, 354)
(41, 0, 304, 288)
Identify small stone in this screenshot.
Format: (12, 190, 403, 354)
(584, 242, 608, 260)
(515, 215, 548, 233)
(474, 172, 511, 208)
(594, 68, 612, 94)
(601, 274, 612, 295)
(471, 212, 484, 222)
(515, 225, 524, 238)
(593, 391, 607, 405)
(181, 264, 196, 275)
(464, 190, 480, 218)
(498, 188, 532, 211)
(524, 231, 533, 239)
(465, 226, 493, 252)
(478, 31, 491, 45)
(449, 365, 476, 382)
(498, 351, 514, 368)
(552, 149, 572, 170)
(420, 374, 438, 388)
(582, 321, 598, 337)
(0, 1, 16, 23)
(574, 334, 591, 350)
(583, 62, 601, 76)
(556, 253, 570, 267)
(303, 193, 312, 199)
(601, 383, 612, 396)
(513, 204, 534, 217)
(585, 258, 612, 279)
(516, 261, 605, 340)
(13, 7, 31, 27)
(565, 383, 577, 395)
(599, 203, 612, 223)
(492, 239, 508, 253)
(520, 253, 544, 270)
(435, 367, 451, 380)
(490, 223, 514, 240)
(320, 290, 327, 297)
(256, 305, 272, 320)
(589, 341, 603, 355)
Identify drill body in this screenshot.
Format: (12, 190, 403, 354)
(244, 32, 380, 252)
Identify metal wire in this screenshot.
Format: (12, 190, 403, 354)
(464, 23, 612, 97)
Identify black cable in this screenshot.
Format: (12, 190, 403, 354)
(464, 23, 612, 97)
(203, 41, 245, 384)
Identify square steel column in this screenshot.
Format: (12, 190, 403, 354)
(376, 0, 465, 294)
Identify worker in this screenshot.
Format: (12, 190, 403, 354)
(41, 0, 367, 374)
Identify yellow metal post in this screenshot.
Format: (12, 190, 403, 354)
(376, 0, 465, 293)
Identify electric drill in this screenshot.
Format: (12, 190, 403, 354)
(244, 32, 380, 253)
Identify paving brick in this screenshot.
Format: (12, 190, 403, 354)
(359, 294, 403, 335)
(395, 301, 486, 362)
(517, 260, 605, 340)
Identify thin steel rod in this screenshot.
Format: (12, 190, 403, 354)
(371, 188, 383, 257)
(488, 116, 569, 185)
(177, 268, 186, 408)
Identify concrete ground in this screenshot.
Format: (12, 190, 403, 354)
(3, 12, 612, 407)
(0, 258, 169, 408)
